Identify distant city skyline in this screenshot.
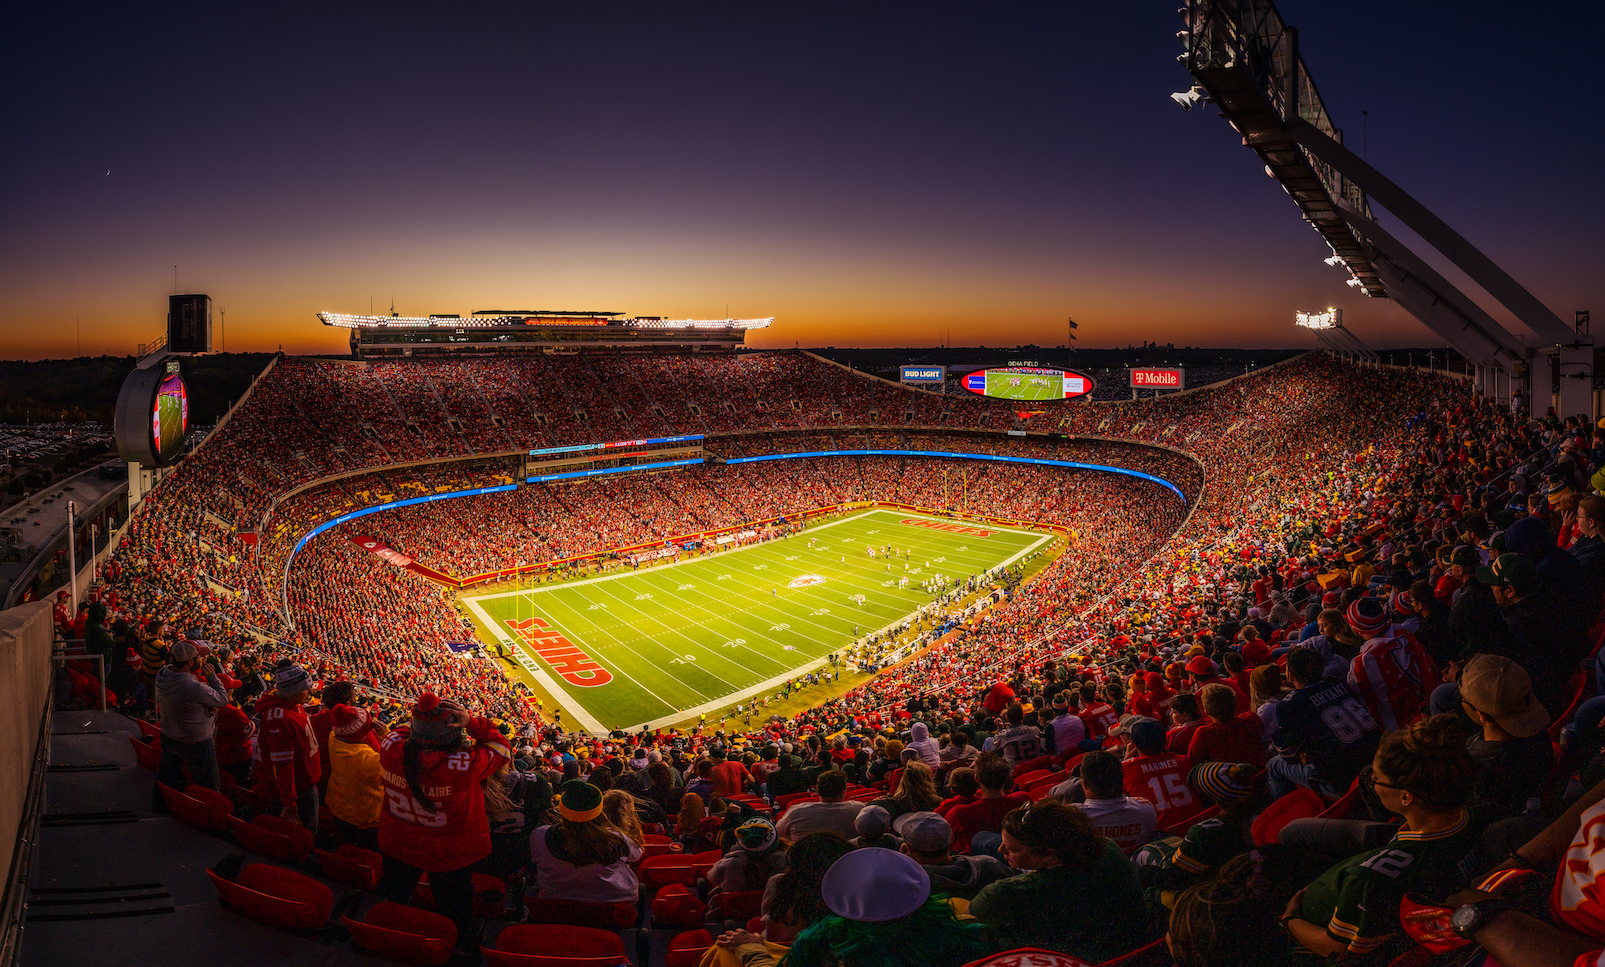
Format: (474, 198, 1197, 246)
(2, 3, 1599, 361)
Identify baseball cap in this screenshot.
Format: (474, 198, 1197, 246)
(167, 640, 208, 665)
(1129, 719, 1166, 754)
(893, 811, 954, 853)
(1460, 655, 1551, 739)
(1448, 545, 1478, 569)
(854, 804, 892, 839)
(1476, 553, 1537, 593)
(1110, 714, 1153, 738)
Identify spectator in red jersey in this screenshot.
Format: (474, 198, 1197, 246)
(308, 680, 358, 798)
(212, 672, 255, 788)
(1186, 656, 1248, 715)
(377, 692, 511, 946)
(1166, 693, 1205, 757)
(947, 753, 1029, 854)
(709, 747, 754, 798)
(1121, 719, 1198, 831)
(983, 681, 1015, 715)
(935, 767, 980, 818)
(255, 663, 321, 830)
(1187, 684, 1266, 768)
(1078, 683, 1120, 745)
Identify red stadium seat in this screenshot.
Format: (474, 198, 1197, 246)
(128, 734, 161, 771)
(315, 843, 384, 892)
(713, 889, 764, 921)
(525, 896, 638, 928)
(343, 902, 457, 965)
(1318, 777, 1363, 818)
(650, 884, 706, 928)
(135, 718, 162, 739)
(229, 814, 313, 864)
(640, 834, 683, 859)
(482, 924, 631, 967)
(158, 783, 231, 832)
(639, 855, 702, 891)
(665, 929, 714, 967)
(1251, 789, 1326, 847)
(1012, 769, 1051, 789)
(208, 863, 333, 932)
(1011, 755, 1055, 779)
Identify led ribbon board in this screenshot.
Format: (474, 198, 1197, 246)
(725, 450, 1184, 500)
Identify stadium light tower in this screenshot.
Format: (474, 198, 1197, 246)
(1174, 0, 1592, 417)
(1295, 308, 1377, 362)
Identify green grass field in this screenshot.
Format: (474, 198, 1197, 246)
(985, 371, 1063, 401)
(461, 508, 1053, 731)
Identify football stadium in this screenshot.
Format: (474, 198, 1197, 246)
(5, 4, 1601, 967)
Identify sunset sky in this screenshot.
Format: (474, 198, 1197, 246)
(2, 3, 1600, 359)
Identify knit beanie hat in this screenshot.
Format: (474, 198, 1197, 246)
(409, 693, 459, 746)
(734, 817, 777, 852)
(1347, 597, 1390, 637)
(557, 779, 604, 822)
(1190, 762, 1251, 805)
(274, 663, 311, 698)
(331, 704, 371, 740)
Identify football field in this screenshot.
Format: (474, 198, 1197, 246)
(461, 508, 1054, 731)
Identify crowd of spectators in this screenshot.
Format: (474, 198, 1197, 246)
(74, 346, 1605, 965)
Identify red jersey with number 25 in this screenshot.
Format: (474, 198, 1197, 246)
(377, 718, 511, 872)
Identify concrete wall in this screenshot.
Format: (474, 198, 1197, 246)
(0, 600, 53, 899)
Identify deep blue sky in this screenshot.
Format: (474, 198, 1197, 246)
(2, 2, 1599, 356)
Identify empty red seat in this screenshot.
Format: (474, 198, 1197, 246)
(665, 929, 714, 967)
(1251, 789, 1326, 847)
(136, 718, 162, 739)
(343, 901, 457, 965)
(314, 843, 384, 891)
(159, 783, 232, 831)
(1013, 769, 1051, 790)
(482, 923, 631, 967)
(639, 855, 701, 891)
(208, 863, 333, 931)
(714, 889, 764, 921)
(650, 883, 706, 928)
(229, 814, 314, 863)
(640, 834, 682, 859)
(525, 896, 638, 928)
(1010, 754, 1055, 778)
(128, 734, 161, 771)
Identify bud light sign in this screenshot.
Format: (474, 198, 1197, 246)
(899, 365, 946, 384)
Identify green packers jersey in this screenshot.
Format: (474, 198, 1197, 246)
(1298, 811, 1477, 956)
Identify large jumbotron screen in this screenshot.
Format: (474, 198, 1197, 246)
(154, 373, 189, 462)
(962, 367, 1093, 401)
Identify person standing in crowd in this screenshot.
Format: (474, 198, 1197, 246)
(151, 640, 227, 806)
(377, 693, 511, 946)
(255, 663, 321, 830)
(212, 672, 255, 789)
(309, 680, 358, 799)
(326, 704, 385, 849)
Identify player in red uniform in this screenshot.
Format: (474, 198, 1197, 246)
(377, 692, 511, 945)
